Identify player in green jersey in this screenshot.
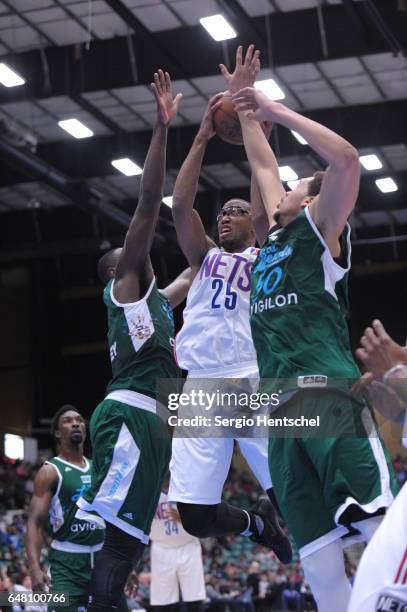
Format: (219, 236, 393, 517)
(75, 70, 189, 611)
(26, 405, 105, 611)
(227, 46, 397, 612)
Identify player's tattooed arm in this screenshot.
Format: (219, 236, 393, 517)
(221, 46, 285, 231)
(233, 85, 360, 255)
(161, 267, 192, 309)
(26, 464, 58, 592)
(113, 70, 182, 303)
(172, 94, 223, 268)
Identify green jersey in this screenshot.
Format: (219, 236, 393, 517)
(104, 278, 180, 399)
(46, 457, 104, 546)
(250, 207, 360, 393)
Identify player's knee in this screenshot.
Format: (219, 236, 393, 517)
(177, 502, 216, 537)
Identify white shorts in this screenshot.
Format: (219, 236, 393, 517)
(169, 435, 272, 504)
(169, 371, 272, 504)
(348, 483, 407, 611)
(150, 540, 206, 605)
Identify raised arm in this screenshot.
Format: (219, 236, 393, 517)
(26, 464, 58, 592)
(250, 173, 269, 246)
(113, 70, 182, 303)
(172, 94, 223, 268)
(220, 46, 285, 233)
(233, 86, 360, 247)
(160, 267, 192, 309)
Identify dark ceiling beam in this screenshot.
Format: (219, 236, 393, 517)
(103, 0, 187, 76)
(0, 2, 405, 105)
(0, 99, 404, 188)
(70, 93, 123, 135)
(0, 136, 132, 227)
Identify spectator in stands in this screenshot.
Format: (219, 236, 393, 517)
(258, 572, 269, 599)
(2, 457, 407, 612)
(246, 561, 260, 598)
(281, 577, 301, 611)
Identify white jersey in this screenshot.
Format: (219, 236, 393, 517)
(348, 483, 407, 612)
(175, 246, 259, 376)
(150, 492, 197, 548)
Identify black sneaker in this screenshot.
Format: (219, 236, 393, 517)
(249, 497, 292, 564)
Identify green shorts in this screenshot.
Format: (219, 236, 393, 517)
(48, 548, 129, 611)
(268, 390, 397, 557)
(76, 398, 171, 543)
(48, 548, 93, 610)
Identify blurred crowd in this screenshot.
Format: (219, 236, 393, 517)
(1, 454, 407, 611)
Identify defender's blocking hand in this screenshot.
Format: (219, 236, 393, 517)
(232, 87, 278, 122)
(197, 92, 224, 140)
(150, 69, 183, 127)
(220, 44, 260, 94)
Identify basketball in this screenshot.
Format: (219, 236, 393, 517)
(213, 95, 244, 145)
(213, 95, 269, 145)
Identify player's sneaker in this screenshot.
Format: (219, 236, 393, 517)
(250, 497, 292, 564)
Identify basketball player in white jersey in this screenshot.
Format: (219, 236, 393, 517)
(348, 319, 407, 611)
(168, 88, 291, 563)
(150, 476, 205, 612)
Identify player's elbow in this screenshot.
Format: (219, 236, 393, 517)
(334, 145, 360, 171)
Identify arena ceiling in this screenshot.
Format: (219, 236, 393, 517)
(0, 0, 406, 260)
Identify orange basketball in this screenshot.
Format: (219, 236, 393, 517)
(213, 95, 243, 145)
(213, 95, 270, 146)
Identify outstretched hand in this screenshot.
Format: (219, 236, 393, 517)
(232, 87, 277, 122)
(220, 44, 260, 94)
(197, 92, 224, 140)
(355, 319, 407, 379)
(150, 69, 183, 126)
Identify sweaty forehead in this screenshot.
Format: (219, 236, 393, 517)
(222, 199, 251, 212)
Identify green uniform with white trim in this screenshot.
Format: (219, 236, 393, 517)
(250, 207, 397, 556)
(77, 278, 180, 543)
(46, 456, 104, 611)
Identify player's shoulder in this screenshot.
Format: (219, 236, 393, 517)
(34, 461, 59, 492)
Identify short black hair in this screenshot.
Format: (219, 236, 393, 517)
(51, 404, 81, 437)
(97, 248, 120, 284)
(308, 171, 325, 197)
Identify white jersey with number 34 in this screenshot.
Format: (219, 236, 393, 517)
(174, 246, 259, 376)
(149, 492, 197, 548)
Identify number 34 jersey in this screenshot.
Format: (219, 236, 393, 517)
(174, 247, 259, 376)
(150, 492, 197, 548)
